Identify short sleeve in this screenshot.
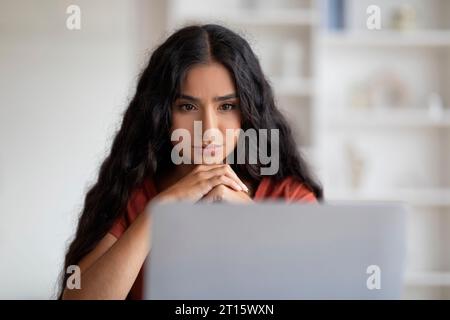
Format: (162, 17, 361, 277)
(109, 215, 127, 239)
(108, 179, 157, 239)
(254, 176, 317, 202)
(289, 187, 317, 203)
(284, 177, 317, 203)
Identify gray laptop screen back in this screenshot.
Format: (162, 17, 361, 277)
(145, 202, 407, 299)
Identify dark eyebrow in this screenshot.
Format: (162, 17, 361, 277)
(176, 94, 200, 103)
(176, 93, 238, 103)
(214, 93, 238, 102)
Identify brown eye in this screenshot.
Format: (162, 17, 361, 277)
(179, 104, 197, 111)
(219, 103, 236, 111)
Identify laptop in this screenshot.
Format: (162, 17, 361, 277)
(144, 201, 407, 299)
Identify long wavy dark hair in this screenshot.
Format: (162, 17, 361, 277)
(58, 24, 323, 297)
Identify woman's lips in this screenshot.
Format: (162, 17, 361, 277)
(193, 144, 223, 154)
(194, 144, 223, 149)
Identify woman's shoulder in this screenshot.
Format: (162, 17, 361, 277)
(254, 176, 317, 203)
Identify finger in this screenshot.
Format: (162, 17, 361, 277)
(201, 191, 220, 203)
(194, 175, 237, 197)
(194, 164, 225, 173)
(205, 165, 248, 192)
(206, 175, 242, 192)
(194, 165, 249, 192)
(223, 165, 249, 192)
(198, 167, 244, 192)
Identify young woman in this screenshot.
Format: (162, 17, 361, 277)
(59, 24, 323, 300)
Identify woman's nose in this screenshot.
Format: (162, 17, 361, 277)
(201, 106, 218, 132)
(200, 106, 222, 144)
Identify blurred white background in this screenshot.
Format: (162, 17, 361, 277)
(1, 0, 449, 299)
(0, 0, 167, 298)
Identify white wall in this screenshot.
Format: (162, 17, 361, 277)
(0, 0, 166, 299)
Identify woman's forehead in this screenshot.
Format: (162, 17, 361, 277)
(180, 62, 236, 98)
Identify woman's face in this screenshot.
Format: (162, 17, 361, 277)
(171, 62, 242, 164)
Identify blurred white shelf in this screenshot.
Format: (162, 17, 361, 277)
(326, 188, 450, 207)
(181, 9, 319, 27)
(327, 108, 450, 129)
(319, 30, 450, 48)
(405, 271, 450, 287)
(315, 1, 450, 300)
(271, 77, 314, 97)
